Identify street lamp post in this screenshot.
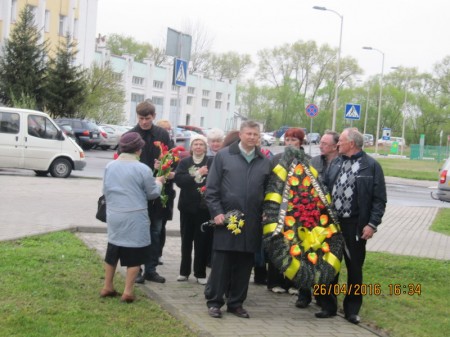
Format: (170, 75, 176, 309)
(363, 46, 384, 154)
(313, 6, 343, 132)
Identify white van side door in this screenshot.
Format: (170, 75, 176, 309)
(0, 111, 23, 168)
(24, 114, 63, 170)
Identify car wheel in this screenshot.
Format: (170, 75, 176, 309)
(34, 170, 49, 177)
(49, 158, 72, 178)
(100, 145, 110, 150)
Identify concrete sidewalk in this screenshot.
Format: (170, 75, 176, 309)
(0, 174, 448, 337)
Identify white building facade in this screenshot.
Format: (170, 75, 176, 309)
(95, 47, 238, 130)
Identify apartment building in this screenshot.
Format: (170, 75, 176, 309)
(1, 0, 238, 130)
(96, 47, 238, 130)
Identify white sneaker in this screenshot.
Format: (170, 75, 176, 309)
(177, 275, 188, 281)
(271, 286, 286, 294)
(288, 287, 299, 295)
(197, 277, 207, 285)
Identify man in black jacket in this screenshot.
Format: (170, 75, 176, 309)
(204, 121, 271, 319)
(315, 128, 387, 324)
(131, 100, 172, 284)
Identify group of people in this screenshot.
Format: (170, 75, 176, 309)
(99, 99, 387, 326)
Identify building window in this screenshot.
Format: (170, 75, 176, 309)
(215, 101, 222, 109)
(170, 98, 179, 107)
(202, 90, 210, 97)
(131, 93, 145, 103)
(187, 96, 193, 105)
(132, 76, 144, 86)
(153, 80, 163, 89)
(27, 5, 38, 26)
(73, 18, 79, 39)
(44, 10, 51, 32)
(216, 92, 222, 100)
(112, 72, 122, 81)
(11, 0, 18, 22)
(227, 102, 230, 111)
(152, 96, 164, 105)
(202, 99, 209, 107)
(188, 87, 195, 94)
(59, 15, 67, 36)
(200, 117, 205, 127)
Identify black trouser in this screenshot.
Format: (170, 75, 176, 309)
(179, 209, 210, 278)
(205, 250, 254, 309)
(318, 217, 367, 316)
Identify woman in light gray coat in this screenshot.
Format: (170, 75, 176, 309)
(100, 132, 165, 303)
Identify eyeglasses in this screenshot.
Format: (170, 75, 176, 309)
(319, 142, 335, 146)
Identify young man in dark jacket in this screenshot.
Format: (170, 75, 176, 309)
(130, 100, 172, 284)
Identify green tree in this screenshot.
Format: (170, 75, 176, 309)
(0, 6, 47, 109)
(44, 35, 86, 118)
(80, 62, 126, 124)
(106, 34, 167, 65)
(205, 52, 252, 81)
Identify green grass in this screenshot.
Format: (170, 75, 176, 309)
(0, 232, 196, 337)
(430, 208, 450, 235)
(375, 157, 441, 180)
(337, 252, 450, 337)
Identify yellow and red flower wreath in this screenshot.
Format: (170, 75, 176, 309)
(262, 147, 345, 288)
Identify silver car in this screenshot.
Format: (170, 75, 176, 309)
(431, 156, 450, 202)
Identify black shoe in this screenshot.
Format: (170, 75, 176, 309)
(135, 271, 145, 284)
(315, 310, 337, 318)
(144, 272, 166, 283)
(347, 314, 361, 324)
(295, 298, 310, 308)
(227, 306, 250, 318)
(208, 306, 222, 318)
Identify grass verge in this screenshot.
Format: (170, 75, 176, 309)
(375, 157, 441, 180)
(0, 231, 196, 337)
(430, 208, 450, 235)
(338, 252, 449, 337)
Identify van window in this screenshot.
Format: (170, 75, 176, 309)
(27, 115, 59, 139)
(0, 112, 20, 134)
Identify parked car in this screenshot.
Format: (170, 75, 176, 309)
(96, 125, 120, 150)
(261, 132, 276, 146)
(377, 136, 406, 147)
(0, 107, 86, 178)
(57, 123, 76, 141)
(54, 118, 101, 150)
(431, 156, 450, 202)
(305, 132, 320, 145)
(274, 126, 291, 138)
(364, 134, 374, 146)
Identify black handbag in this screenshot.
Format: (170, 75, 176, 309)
(96, 195, 106, 222)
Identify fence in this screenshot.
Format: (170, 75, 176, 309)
(410, 144, 449, 162)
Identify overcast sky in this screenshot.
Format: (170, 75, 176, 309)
(96, 0, 450, 78)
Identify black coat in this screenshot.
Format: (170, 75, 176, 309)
(328, 151, 387, 232)
(175, 155, 213, 213)
(130, 124, 172, 215)
(205, 142, 272, 253)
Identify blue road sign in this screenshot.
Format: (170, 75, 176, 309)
(345, 103, 361, 120)
(173, 58, 187, 86)
(305, 103, 319, 118)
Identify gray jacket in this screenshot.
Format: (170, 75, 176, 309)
(205, 141, 272, 253)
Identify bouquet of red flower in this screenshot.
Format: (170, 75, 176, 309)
(153, 141, 185, 207)
(197, 185, 207, 196)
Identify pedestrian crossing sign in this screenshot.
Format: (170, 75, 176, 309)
(345, 103, 361, 120)
(173, 58, 187, 86)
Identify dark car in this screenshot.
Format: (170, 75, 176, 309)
(56, 123, 76, 140)
(54, 118, 101, 150)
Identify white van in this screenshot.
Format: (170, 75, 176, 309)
(0, 107, 86, 178)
